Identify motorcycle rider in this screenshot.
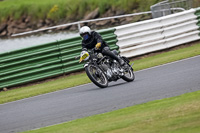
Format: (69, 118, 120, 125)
(79, 26, 125, 66)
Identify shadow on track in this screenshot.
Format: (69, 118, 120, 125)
(81, 80, 133, 92)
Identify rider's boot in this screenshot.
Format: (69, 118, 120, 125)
(118, 58, 125, 66)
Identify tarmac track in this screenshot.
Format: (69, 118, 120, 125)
(0, 55, 200, 133)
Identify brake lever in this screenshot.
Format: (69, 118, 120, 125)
(75, 56, 80, 59)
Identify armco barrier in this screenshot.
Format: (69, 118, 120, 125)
(0, 28, 118, 89)
(1, 8, 200, 89)
(115, 9, 200, 58)
(195, 7, 200, 28)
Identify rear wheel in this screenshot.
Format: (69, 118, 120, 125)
(85, 64, 108, 88)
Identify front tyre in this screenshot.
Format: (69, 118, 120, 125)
(121, 64, 135, 82)
(85, 64, 108, 88)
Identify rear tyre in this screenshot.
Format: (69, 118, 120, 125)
(85, 64, 108, 88)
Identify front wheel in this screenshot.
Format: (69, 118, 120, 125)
(85, 64, 108, 88)
(121, 64, 135, 82)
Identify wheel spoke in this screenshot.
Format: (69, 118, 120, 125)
(88, 65, 107, 85)
(122, 65, 134, 81)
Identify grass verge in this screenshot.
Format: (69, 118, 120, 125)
(0, 0, 161, 23)
(1, 0, 200, 23)
(0, 43, 200, 104)
(23, 89, 200, 133)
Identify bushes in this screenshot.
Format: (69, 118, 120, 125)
(2, 0, 189, 24)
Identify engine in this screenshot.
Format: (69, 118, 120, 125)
(99, 57, 122, 81)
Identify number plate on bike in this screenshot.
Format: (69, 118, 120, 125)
(82, 53, 89, 60)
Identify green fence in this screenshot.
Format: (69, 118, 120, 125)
(0, 28, 118, 89)
(195, 7, 200, 27)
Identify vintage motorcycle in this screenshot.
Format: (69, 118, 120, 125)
(77, 48, 135, 88)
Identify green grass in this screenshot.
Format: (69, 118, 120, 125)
(1, 0, 200, 23)
(0, 0, 200, 24)
(22, 89, 200, 133)
(0, 0, 164, 23)
(0, 43, 200, 104)
(133, 43, 200, 71)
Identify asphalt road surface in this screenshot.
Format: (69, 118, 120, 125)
(1, 55, 200, 133)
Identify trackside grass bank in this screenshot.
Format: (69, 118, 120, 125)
(0, 0, 160, 23)
(0, 43, 200, 104)
(23, 90, 200, 133)
(1, 0, 199, 23)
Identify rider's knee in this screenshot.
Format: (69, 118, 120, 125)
(102, 47, 110, 54)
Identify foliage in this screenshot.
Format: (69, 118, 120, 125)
(0, 0, 161, 23)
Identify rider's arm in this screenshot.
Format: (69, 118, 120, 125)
(81, 41, 88, 51)
(94, 32, 105, 49)
(94, 32, 103, 45)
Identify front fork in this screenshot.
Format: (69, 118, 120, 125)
(131, 62, 134, 67)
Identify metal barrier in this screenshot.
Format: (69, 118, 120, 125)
(12, 11, 152, 37)
(0, 28, 118, 88)
(151, 0, 193, 18)
(1, 7, 200, 89)
(115, 9, 200, 58)
(10, 0, 192, 40)
(195, 7, 200, 27)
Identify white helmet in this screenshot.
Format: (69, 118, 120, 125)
(79, 26, 91, 36)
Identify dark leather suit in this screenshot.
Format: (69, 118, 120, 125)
(81, 31, 124, 65)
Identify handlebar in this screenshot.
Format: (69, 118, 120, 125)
(75, 56, 80, 59)
(74, 48, 97, 60)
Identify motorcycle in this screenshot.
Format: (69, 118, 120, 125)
(77, 48, 135, 88)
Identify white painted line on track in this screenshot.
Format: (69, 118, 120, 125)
(0, 83, 93, 106)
